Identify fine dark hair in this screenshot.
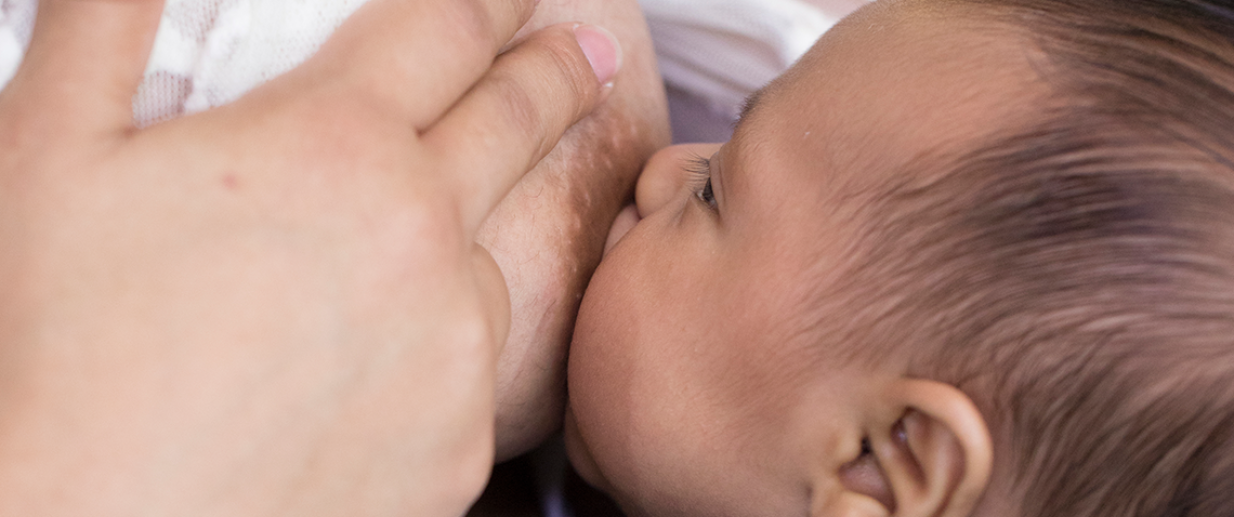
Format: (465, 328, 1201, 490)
(837, 1, 1234, 516)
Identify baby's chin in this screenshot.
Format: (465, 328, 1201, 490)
(562, 403, 612, 492)
(561, 204, 639, 496)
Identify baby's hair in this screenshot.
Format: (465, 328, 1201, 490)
(820, 1, 1234, 516)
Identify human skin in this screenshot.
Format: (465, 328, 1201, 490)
(0, 0, 616, 514)
(563, 1, 1048, 516)
(803, 0, 869, 20)
(477, 0, 670, 461)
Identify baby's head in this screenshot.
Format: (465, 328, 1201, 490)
(563, 1, 1234, 516)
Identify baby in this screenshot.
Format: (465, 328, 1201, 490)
(562, 1, 1234, 516)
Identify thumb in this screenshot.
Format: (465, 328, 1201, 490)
(8, 0, 164, 135)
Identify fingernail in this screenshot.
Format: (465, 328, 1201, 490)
(574, 24, 622, 86)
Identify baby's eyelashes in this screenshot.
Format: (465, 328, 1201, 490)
(697, 177, 717, 208)
(684, 155, 718, 210)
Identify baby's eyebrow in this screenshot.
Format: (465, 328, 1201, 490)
(736, 86, 768, 129)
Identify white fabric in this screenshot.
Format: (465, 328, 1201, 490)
(0, 0, 364, 126)
(0, 0, 36, 89)
(0, 0, 859, 128)
(639, 0, 839, 118)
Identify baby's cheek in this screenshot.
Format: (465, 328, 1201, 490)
(562, 405, 612, 492)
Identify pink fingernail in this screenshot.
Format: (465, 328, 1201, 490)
(574, 24, 622, 86)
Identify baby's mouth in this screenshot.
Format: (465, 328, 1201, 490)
(603, 203, 641, 258)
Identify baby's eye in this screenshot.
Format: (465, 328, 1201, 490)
(697, 177, 717, 208)
(685, 155, 718, 210)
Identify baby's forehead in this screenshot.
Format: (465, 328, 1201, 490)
(730, 4, 1046, 204)
(710, 5, 1056, 326)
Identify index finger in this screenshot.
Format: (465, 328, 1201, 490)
(423, 23, 621, 234)
(301, 0, 539, 129)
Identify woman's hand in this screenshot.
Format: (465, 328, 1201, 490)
(0, 0, 617, 514)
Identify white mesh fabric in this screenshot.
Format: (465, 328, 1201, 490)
(0, 0, 364, 127)
(0, 0, 854, 128)
(0, 0, 37, 88)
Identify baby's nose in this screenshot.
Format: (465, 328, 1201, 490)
(635, 143, 723, 218)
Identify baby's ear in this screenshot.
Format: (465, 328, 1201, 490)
(811, 380, 993, 517)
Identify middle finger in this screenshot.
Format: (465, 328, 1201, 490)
(302, 0, 539, 129)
